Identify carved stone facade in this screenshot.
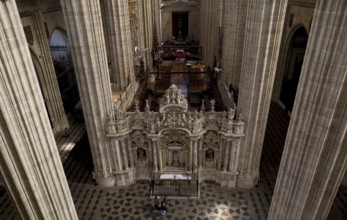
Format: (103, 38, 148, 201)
(106, 85, 245, 187)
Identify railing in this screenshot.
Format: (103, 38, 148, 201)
(150, 178, 199, 198)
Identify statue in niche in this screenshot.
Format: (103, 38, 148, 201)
(228, 107, 235, 120)
(137, 148, 146, 160)
(206, 148, 214, 161)
(172, 150, 180, 166)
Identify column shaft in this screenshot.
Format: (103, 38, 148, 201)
(0, 1, 77, 218)
(120, 139, 129, 170)
(137, 0, 145, 53)
(200, 0, 212, 66)
(115, 140, 123, 171)
(60, 0, 114, 184)
(142, 0, 153, 70)
(223, 140, 231, 172)
(217, 137, 224, 169)
(152, 140, 158, 172)
(192, 140, 198, 172)
(221, 0, 247, 88)
(32, 11, 69, 134)
(103, 0, 135, 91)
(237, 0, 287, 188)
(228, 141, 234, 172)
(198, 138, 204, 168)
(188, 142, 193, 172)
(269, 1, 347, 219)
(127, 137, 134, 167)
(111, 139, 121, 171)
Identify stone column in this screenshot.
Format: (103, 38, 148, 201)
(137, 0, 145, 53)
(142, 0, 153, 70)
(237, 0, 287, 188)
(268, 1, 347, 219)
(192, 138, 198, 173)
(188, 141, 193, 172)
(200, 0, 222, 67)
(158, 142, 163, 172)
(127, 137, 134, 167)
(223, 139, 231, 172)
(228, 141, 234, 172)
(228, 140, 240, 173)
(111, 139, 122, 172)
(60, 0, 114, 187)
(198, 138, 204, 168)
(103, 0, 135, 91)
(0, 1, 78, 219)
(120, 139, 129, 170)
(31, 11, 69, 134)
(217, 137, 225, 169)
(221, 0, 247, 88)
(152, 140, 159, 172)
(152, 0, 160, 42)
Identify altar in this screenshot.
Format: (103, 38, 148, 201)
(105, 84, 246, 189)
(151, 172, 198, 198)
(160, 173, 191, 180)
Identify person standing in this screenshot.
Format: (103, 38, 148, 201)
(154, 196, 160, 210)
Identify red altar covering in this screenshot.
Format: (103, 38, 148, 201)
(172, 49, 192, 58)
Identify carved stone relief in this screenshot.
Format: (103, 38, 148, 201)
(106, 85, 245, 188)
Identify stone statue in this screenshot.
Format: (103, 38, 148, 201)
(206, 148, 214, 160)
(228, 108, 235, 120)
(137, 148, 146, 160)
(172, 151, 180, 166)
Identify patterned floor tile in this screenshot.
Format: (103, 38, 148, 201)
(0, 104, 346, 219)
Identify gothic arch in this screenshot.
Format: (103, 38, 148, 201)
(49, 28, 70, 62)
(49, 27, 69, 45)
(159, 129, 190, 148)
(158, 127, 192, 136)
(273, 24, 308, 112)
(159, 129, 191, 170)
(49, 28, 79, 115)
(279, 26, 308, 113)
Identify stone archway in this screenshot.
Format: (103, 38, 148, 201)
(159, 129, 191, 172)
(49, 28, 79, 117)
(279, 26, 308, 113)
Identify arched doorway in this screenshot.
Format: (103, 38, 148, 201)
(279, 27, 308, 113)
(49, 29, 80, 119)
(258, 25, 309, 202)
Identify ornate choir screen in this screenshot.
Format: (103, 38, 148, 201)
(105, 85, 245, 188)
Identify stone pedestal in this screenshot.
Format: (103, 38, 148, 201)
(96, 177, 116, 188)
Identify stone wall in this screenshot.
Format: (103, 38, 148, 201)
(160, 1, 200, 43)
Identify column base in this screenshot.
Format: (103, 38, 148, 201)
(114, 81, 139, 112)
(237, 169, 259, 188)
(199, 168, 239, 188)
(114, 169, 136, 186)
(95, 176, 116, 187)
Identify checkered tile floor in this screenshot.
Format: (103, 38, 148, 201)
(0, 103, 346, 219)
